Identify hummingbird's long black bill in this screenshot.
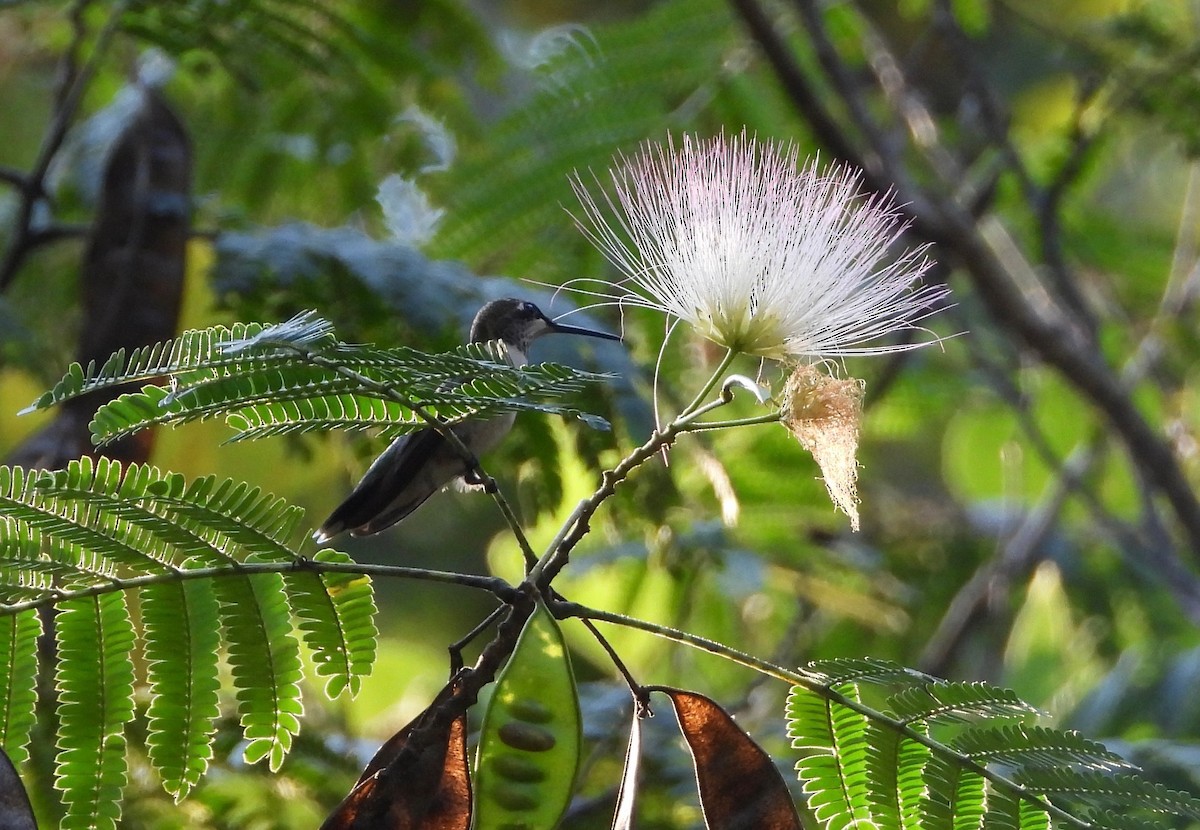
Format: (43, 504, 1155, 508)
(547, 319, 622, 341)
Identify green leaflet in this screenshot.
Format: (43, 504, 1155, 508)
(888, 682, 1041, 726)
(212, 572, 305, 771)
(0, 461, 175, 579)
(474, 602, 581, 830)
(0, 610, 40, 766)
(142, 580, 222, 799)
(23, 313, 610, 447)
(55, 594, 136, 830)
(150, 475, 305, 562)
(951, 724, 1133, 773)
(1013, 765, 1200, 819)
(788, 685, 876, 830)
(282, 549, 378, 699)
(920, 755, 986, 830)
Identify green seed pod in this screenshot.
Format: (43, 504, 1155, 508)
(474, 602, 581, 830)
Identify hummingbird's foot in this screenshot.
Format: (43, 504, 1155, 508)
(458, 467, 496, 491)
(457, 468, 497, 493)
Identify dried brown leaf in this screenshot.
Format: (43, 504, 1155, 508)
(665, 689, 801, 830)
(321, 684, 471, 830)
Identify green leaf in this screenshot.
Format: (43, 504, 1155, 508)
(212, 572, 304, 772)
(887, 682, 1041, 725)
(803, 657, 933, 688)
(787, 685, 877, 830)
(0, 610, 40, 766)
(142, 580, 222, 800)
(1014, 765, 1200, 818)
(951, 724, 1133, 773)
(474, 603, 581, 830)
(24, 315, 610, 448)
(54, 593, 136, 830)
(918, 754, 986, 830)
(785, 659, 1200, 830)
(282, 549, 378, 698)
(1, 458, 175, 581)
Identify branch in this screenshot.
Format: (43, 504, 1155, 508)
(0, 167, 27, 189)
(530, 367, 763, 588)
(0, 1, 126, 292)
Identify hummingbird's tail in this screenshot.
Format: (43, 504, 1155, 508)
(311, 430, 447, 543)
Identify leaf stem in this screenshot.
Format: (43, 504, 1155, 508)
(0, 559, 517, 616)
(529, 351, 772, 588)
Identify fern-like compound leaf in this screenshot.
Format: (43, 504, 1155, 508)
(951, 723, 1133, 773)
(54, 593, 136, 830)
(787, 656, 1200, 830)
(0, 458, 378, 810)
(0, 610, 40, 766)
(1076, 808, 1169, 830)
(803, 657, 933, 688)
(918, 754, 987, 830)
(148, 475, 306, 562)
(2, 461, 175, 581)
(895, 722, 932, 830)
(282, 549, 378, 698)
(1014, 764, 1200, 818)
(861, 721, 905, 829)
(24, 315, 611, 447)
(142, 579, 222, 800)
(887, 682, 1041, 726)
(213, 572, 304, 772)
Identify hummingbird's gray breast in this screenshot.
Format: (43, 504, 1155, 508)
(454, 411, 517, 461)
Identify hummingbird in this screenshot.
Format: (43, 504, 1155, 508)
(312, 298, 620, 542)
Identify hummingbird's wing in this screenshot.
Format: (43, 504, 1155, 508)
(313, 428, 448, 542)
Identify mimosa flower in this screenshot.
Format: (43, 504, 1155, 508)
(569, 133, 947, 359)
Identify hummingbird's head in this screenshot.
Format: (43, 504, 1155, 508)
(469, 299, 620, 359)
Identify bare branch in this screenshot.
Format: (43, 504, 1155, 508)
(0, 1, 126, 292)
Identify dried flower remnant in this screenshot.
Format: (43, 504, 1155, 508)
(781, 365, 866, 531)
(570, 132, 948, 360)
